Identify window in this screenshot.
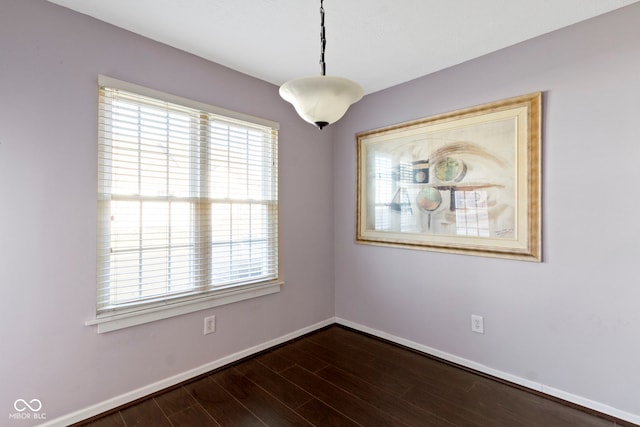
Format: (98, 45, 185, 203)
(89, 76, 280, 333)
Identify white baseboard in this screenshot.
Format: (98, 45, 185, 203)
(41, 317, 639, 426)
(335, 317, 640, 426)
(40, 317, 336, 427)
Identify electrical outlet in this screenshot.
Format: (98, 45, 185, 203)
(204, 315, 216, 335)
(471, 314, 484, 334)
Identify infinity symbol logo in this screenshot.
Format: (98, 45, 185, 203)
(14, 399, 42, 412)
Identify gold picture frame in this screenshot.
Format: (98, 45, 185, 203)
(356, 93, 541, 261)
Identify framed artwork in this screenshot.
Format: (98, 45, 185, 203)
(356, 93, 541, 261)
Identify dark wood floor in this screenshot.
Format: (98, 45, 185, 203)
(77, 325, 633, 426)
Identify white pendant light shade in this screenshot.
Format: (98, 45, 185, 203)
(280, 76, 364, 129)
(279, 0, 363, 129)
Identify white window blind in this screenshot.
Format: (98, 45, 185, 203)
(96, 77, 279, 323)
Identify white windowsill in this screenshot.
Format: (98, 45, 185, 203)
(85, 280, 283, 333)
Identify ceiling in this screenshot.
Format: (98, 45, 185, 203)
(48, 0, 638, 94)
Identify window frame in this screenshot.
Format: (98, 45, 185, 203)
(87, 76, 282, 333)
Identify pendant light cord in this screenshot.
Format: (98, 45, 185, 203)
(320, 0, 326, 76)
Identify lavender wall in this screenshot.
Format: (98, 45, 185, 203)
(0, 0, 335, 423)
(3, 0, 639, 423)
(334, 2, 640, 419)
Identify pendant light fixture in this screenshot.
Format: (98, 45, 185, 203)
(279, 0, 364, 129)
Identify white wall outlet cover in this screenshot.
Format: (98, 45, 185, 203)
(204, 315, 216, 335)
(471, 314, 484, 334)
